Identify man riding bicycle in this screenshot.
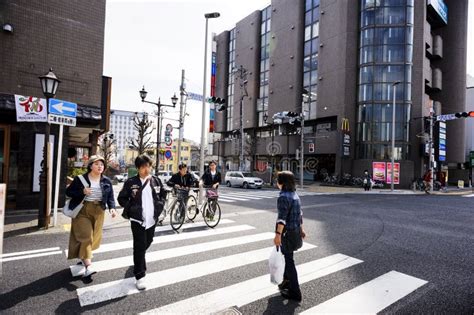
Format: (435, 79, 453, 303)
(167, 163, 197, 189)
(199, 160, 221, 216)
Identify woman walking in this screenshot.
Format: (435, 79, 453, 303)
(118, 155, 167, 290)
(66, 155, 117, 278)
(273, 171, 306, 302)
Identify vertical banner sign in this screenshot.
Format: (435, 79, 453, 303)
(372, 162, 386, 182)
(164, 124, 173, 161)
(33, 134, 55, 192)
(386, 163, 400, 185)
(15, 95, 47, 122)
(210, 34, 217, 98)
(341, 118, 350, 157)
(438, 121, 446, 162)
(0, 184, 6, 275)
(209, 34, 217, 133)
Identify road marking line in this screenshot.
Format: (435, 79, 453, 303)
(222, 210, 268, 218)
(301, 270, 428, 314)
(220, 194, 262, 200)
(2, 250, 63, 262)
(217, 198, 236, 203)
(215, 195, 251, 201)
(222, 193, 275, 199)
(140, 254, 363, 314)
(69, 232, 275, 277)
(77, 243, 317, 306)
(1, 246, 61, 258)
(91, 225, 255, 255)
(462, 194, 474, 198)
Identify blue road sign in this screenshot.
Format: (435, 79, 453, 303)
(49, 99, 77, 118)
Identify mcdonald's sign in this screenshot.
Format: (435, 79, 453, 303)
(341, 118, 350, 132)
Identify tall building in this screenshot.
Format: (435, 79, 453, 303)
(110, 110, 139, 163)
(213, 0, 468, 187)
(0, 0, 109, 209)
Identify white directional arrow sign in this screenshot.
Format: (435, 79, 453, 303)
(52, 102, 75, 114)
(48, 99, 77, 118)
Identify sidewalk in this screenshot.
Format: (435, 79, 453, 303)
(3, 208, 128, 238)
(303, 182, 473, 196)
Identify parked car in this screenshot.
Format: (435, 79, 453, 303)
(225, 171, 264, 189)
(157, 171, 172, 184)
(113, 174, 124, 182)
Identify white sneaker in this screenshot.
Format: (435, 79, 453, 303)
(136, 277, 147, 290)
(82, 266, 97, 278)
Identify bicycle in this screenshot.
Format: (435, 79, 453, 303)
(185, 187, 221, 228)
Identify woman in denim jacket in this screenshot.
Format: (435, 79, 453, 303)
(273, 171, 307, 302)
(66, 155, 117, 278)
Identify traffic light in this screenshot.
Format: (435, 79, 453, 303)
(207, 96, 226, 112)
(454, 111, 474, 118)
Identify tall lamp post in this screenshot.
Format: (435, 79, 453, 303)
(139, 86, 178, 174)
(38, 68, 60, 228)
(391, 81, 401, 192)
(263, 112, 275, 184)
(200, 12, 220, 178)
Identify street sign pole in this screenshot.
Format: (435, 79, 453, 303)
(52, 123, 64, 226)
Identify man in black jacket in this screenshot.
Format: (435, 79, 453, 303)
(117, 154, 166, 290)
(167, 163, 197, 188)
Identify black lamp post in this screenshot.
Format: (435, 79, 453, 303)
(263, 112, 275, 185)
(38, 68, 60, 228)
(139, 86, 178, 174)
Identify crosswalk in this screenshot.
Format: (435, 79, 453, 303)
(216, 189, 332, 203)
(68, 217, 428, 313)
(462, 193, 474, 198)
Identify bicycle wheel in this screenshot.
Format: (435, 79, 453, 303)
(186, 195, 198, 221)
(203, 199, 221, 228)
(170, 200, 186, 231)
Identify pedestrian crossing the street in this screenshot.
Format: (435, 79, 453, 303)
(216, 189, 333, 203)
(69, 218, 428, 313)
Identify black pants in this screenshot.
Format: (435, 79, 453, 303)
(282, 249, 301, 297)
(131, 221, 156, 280)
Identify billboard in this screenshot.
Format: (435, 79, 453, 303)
(372, 162, 386, 182)
(428, 0, 448, 24)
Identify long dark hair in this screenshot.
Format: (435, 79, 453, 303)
(277, 171, 296, 192)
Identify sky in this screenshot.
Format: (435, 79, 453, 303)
(104, 0, 474, 144)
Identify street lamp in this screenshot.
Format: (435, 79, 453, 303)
(200, 12, 220, 179)
(38, 68, 60, 228)
(263, 112, 276, 185)
(139, 86, 178, 174)
(391, 81, 401, 192)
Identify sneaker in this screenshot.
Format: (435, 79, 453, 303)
(82, 266, 97, 278)
(280, 289, 302, 302)
(136, 277, 147, 290)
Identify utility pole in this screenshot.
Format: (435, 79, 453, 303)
(429, 110, 434, 193)
(177, 69, 186, 166)
(300, 112, 305, 188)
(235, 65, 248, 171)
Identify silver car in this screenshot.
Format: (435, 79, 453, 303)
(225, 171, 264, 189)
(157, 171, 172, 184)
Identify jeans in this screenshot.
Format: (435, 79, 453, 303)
(282, 248, 301, 296)
(131, 221, 156, 280)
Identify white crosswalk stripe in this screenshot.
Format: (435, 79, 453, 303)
(301, 270, 428, 314)
(462, 193, 474, 198)
(73, 221, 428, 313)
(70, 232, 274, 277)
(77, 243, 317, 306)
(216, 189, 332, 203)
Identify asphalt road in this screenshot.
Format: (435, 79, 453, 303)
(1, 188, 473, 314)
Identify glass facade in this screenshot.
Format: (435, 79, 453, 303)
(227, 28, 236, 131)
(258, 6, 271, 127)
(357, 0, 414, 160)
(303, 0, 320, 120)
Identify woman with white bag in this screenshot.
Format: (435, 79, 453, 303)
(273, 171, 306, 302)
(65, 155, 117, 278)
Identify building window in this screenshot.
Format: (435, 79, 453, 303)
(227, 28, 236, 131)
(356, 0, 414, 160)
(303, 0, 320, 120)
(258, 5, 271, 127)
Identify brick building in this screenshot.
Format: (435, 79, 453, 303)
(0, 0, 110, 209)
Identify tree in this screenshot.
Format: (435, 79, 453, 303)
(98, 133, 117, 166)
(130, 112, 155, 155)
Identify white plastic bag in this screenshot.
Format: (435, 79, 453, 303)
(269, 246, 285, 284)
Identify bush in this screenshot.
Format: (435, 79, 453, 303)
(68, 167, 87, 178)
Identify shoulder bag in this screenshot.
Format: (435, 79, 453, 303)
(63, 175, 89, 218)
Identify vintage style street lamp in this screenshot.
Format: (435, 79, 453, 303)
(38, 68, 60, 228)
